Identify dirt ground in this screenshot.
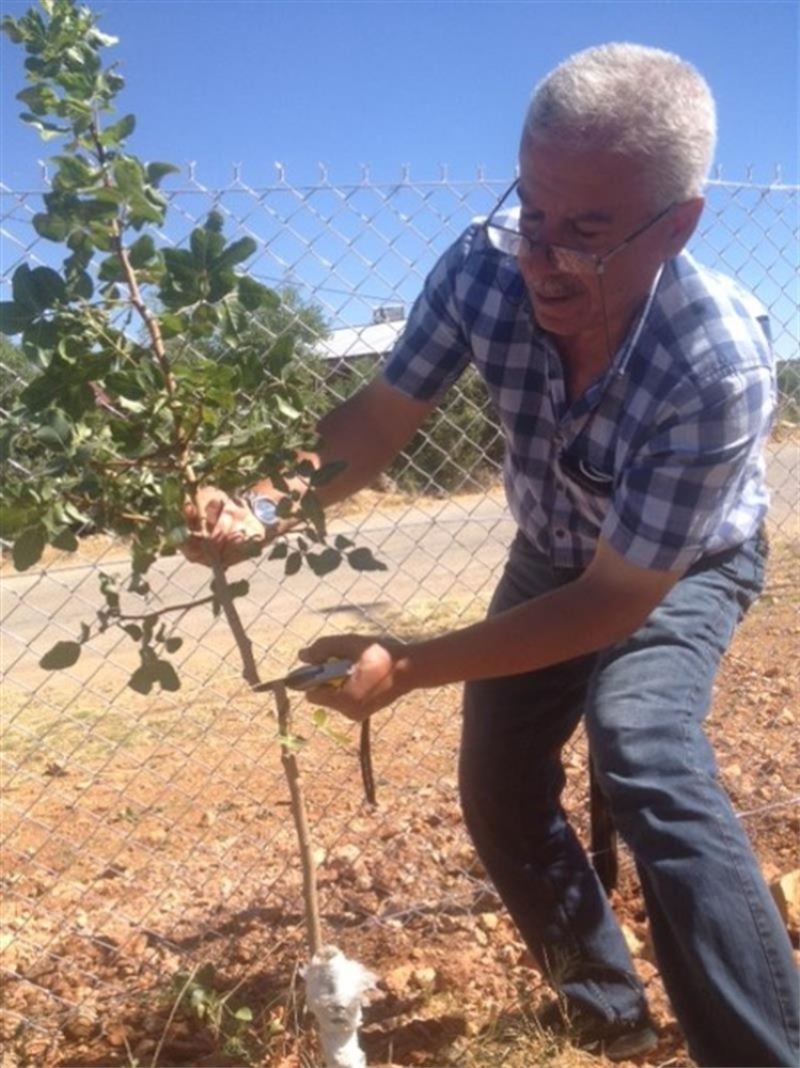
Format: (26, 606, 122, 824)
(0, 524, 798, 1068)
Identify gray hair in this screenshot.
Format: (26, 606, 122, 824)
(524, 43, 717, 206)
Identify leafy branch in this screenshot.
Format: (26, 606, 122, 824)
(1, 0, 385, 974)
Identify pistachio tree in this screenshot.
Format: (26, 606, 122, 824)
(1, 0, 383, 969)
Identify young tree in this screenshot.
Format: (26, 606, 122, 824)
(1, 4, 381, 1058)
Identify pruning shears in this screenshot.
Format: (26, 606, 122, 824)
(253, 658, 354, 693)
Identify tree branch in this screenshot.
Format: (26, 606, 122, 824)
(210, 557, 322, 957)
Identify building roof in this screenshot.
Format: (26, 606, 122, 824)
(315, 318, 407, 361)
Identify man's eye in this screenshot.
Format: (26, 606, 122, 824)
(520, 218, 542, 239)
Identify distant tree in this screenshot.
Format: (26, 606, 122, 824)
(0, 335, 32, 411)
(776, 359, 800, 423)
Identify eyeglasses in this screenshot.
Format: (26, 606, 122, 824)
(484, 178, 674, 276)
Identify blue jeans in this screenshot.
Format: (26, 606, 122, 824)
(459, 528, 799, 1067)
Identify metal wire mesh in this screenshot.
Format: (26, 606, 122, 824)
(1, 169, 798, 1063)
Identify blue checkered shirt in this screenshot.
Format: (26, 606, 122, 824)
(383, 225, 775, 571)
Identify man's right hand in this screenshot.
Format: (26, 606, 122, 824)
(182, 486, 270, 568)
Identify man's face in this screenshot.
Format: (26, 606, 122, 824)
(516, 135, 678, 348)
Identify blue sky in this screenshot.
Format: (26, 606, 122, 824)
(1, 1, 797, 355)
(1, 0, 798, 189)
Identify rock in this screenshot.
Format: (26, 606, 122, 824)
(62, 1004, 98, 1041)
(496, 944, 518, 966)
(478, 912, 499, 932)
(621, 922, 645, 958)
(770, 870, 800, 933)
(383, 964, 414, 996)
(329, 844, 361, 869)
(105, 1024, 128, 1048)
(412, 966, 437, 989)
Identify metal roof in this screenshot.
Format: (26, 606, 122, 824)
(314, 318, 407, 361)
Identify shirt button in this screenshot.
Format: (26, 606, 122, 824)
(555, 528, 566, 539)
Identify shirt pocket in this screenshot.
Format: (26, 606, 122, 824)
(556, 449, 615, 498)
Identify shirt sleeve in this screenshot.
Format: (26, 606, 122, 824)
(382, 229, 475, 401)
(602, 362, 775, 572)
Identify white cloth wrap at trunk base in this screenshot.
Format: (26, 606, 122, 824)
(303, 945, 378, 1068)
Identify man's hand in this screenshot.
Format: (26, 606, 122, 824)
(182, 486, 268, 568)
(298, 636, 411, 722)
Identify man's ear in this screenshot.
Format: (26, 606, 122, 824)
(664, 197, 704, 257)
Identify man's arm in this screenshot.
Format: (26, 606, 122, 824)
(263, 376, 439, 508)
(300, 538, 682, 720)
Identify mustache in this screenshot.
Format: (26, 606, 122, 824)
(533, 279, 583, 299)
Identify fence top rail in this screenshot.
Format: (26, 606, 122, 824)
(1, 170, 799, 197)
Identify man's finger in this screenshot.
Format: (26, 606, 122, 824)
(203, 498, 226, 533)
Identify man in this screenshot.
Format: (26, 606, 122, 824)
(186, 44, 799, 1067)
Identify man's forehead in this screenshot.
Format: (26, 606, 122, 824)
(517, 182, 614, 223)
(517, 141, 649, 220)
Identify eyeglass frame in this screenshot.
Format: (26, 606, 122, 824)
(483, 177, 675, 277)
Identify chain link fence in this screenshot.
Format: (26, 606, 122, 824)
(1, 171, 798, 1065)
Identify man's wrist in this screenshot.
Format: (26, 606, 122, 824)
(243, 491, 280, 528)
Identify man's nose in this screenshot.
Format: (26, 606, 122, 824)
(518, 239, 558, 276)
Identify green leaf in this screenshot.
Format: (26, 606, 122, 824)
(127, 234, 156, 268)
(13, 526, 46, 571)
(0, 503, 40, 540)
(346, 547, 387, 572)
(276, 395, 301, 420)
(157, 312, 187, 339)
(278, 732, 307, 751)
(2, 16, 25, 44)
(214, 236, 257, 272)
(52, 155, 95, 191)
(98, 256, 125, 283)
(146, 161, 180, 187)
(51, 528, 79, 553)
(101, 113, 135, 145)
(19, 113, 69, 140)
(17, 84, 58, 116)
(113, 158, 145, 197)
(234, 1006, 253, 1023)
(0, 302, 31, 336)
(33, 213, 71, 242)
(12, 265, 67, 317)
(237, 276, 270, 311)
(39, 640, 82, 671)
(205, 210, 224, 234)
(311, 707, 351, 747)
(67, 270, 94, 300)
